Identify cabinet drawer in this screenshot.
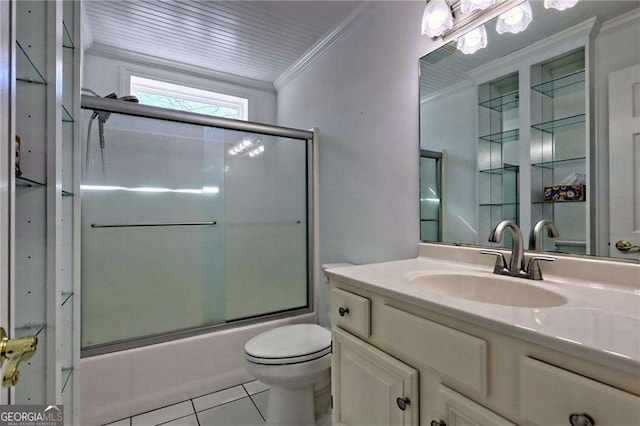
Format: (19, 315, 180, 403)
(437, 385, 516, 426)
(331, 288, 371, 338)
(380, 305, 487, 395)
(520, 357, 640, 426)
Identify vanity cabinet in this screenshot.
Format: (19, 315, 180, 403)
(330, 284, 640, 426)
(332, 328, 419, 426)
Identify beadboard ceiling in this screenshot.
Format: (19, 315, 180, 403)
(84, 1, 361, 84)
(420, 1, 639, 98)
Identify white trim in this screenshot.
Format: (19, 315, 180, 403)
(598, 7, 640, 36)
(274, 2, 375, 91)
(467, 17, 600, 84)
(80, 0, 93, 52)
(87, 43, 275, 93)
(420, 80, 475, 104)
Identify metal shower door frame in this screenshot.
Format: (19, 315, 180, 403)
(80, 95, 317, 356)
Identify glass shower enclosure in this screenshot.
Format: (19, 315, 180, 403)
(80, 96, 314, 355)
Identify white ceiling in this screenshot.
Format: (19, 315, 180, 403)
(84, 0, 361, 84)
(420, 0, 640, 96)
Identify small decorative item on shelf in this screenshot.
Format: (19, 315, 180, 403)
(544, 184, 585, 202)
(15, 135, 22, 177)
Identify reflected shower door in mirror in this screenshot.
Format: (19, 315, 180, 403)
(420, 150, 443, 242)
(419, 0, 640, 261)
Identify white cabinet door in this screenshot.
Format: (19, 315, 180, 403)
(435, 385, 516, 426)
(609, 64, 640, 260)
(332, 328, 419, 426)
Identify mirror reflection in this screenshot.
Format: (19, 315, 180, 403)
(419, 0, 639, 261)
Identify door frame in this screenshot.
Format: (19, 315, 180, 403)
(0, 0, 15, 405)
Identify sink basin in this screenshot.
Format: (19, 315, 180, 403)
(406, 272, 567, 308)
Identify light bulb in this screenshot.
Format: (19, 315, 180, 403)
(457, 25, 488, 55)
(460, 0, 494, 14)
(421, 0, 454, 38)
(496, 1, 532, 34)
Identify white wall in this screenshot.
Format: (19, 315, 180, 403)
(277, 2, 439, 326)
(421, 86, 478, 244)
(83, 51, 278, 124)
(594, 14, 640, 255)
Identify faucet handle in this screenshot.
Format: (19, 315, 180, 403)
(526, 255, 557, 280)
(480, 250, 507, 273)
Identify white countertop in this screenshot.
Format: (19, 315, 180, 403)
(326, 249, 640, 375)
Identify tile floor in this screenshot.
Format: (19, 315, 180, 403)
(104, 380, 272, 426)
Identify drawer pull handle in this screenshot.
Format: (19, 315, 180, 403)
(338, 307, 350, 317)
(569, 413, 595, 426)
(396, 397, 410, 411)
(430, 421, 446, 426)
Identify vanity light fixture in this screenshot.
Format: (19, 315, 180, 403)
(460, 0, 495, 14)
(496, 0, 532, 35)
(457, 24, 488, 54)
(544, 0, 579, 11)
(421, 0, 454, 38)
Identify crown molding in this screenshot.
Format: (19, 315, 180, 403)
(420, 79, 474, 104)
(599, 7, 640, 36)
(467, 17, 600, 84)
(86, 43, 276, 93)
(274, 2, 375, 91)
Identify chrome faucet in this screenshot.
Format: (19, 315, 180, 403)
(481, 220, 556, 280)
(529, 220, 559, 251)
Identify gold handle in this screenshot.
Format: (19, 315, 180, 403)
(615, 240, 640, 252)
(0, 327, 38, 387)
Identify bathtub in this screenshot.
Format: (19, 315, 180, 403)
(80, 312, 316, 425)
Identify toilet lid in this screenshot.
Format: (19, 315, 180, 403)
(245, 324, 331, 365)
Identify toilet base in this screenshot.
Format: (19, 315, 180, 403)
(266, 385, 315, 426)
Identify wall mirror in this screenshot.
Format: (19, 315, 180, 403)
(419, 0, 639, 261)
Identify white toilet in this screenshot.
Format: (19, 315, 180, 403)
(244, 324, 332, 425)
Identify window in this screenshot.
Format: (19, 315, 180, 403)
(130, 76, 249, 120)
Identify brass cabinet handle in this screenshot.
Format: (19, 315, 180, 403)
(0, 327, 38, 387)
(615, 240, 640, 252)
(569, 413, 595, 426)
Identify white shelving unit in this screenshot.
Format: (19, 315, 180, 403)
(477, 73, 520, 246)
(530, 49, 588, 254)
(468, 20, 596, 252)
(9, 0, 81, 422)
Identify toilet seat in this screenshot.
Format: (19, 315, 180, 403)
(245, 324, 331, 365)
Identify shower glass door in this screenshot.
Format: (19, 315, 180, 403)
(80, 111, 309, 352)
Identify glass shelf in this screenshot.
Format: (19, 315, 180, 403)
(532, 70, 585, 98)
(479, 91, 519, 112)
(61, 292, 73, 306)
(16, 176, 46, 188)
(15, 324, 46, 337)
(63, 21, 74, 49)
(531, 114, 585, 133)
(61, 367, 73, 393)
(62, 105, 74, 122)
(479, 202, 519, 207)
(531, 157, 586, 169)
(478, 164, 520, 175)
(16, 41, 47, 85)
(479, 129, 520, 144)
